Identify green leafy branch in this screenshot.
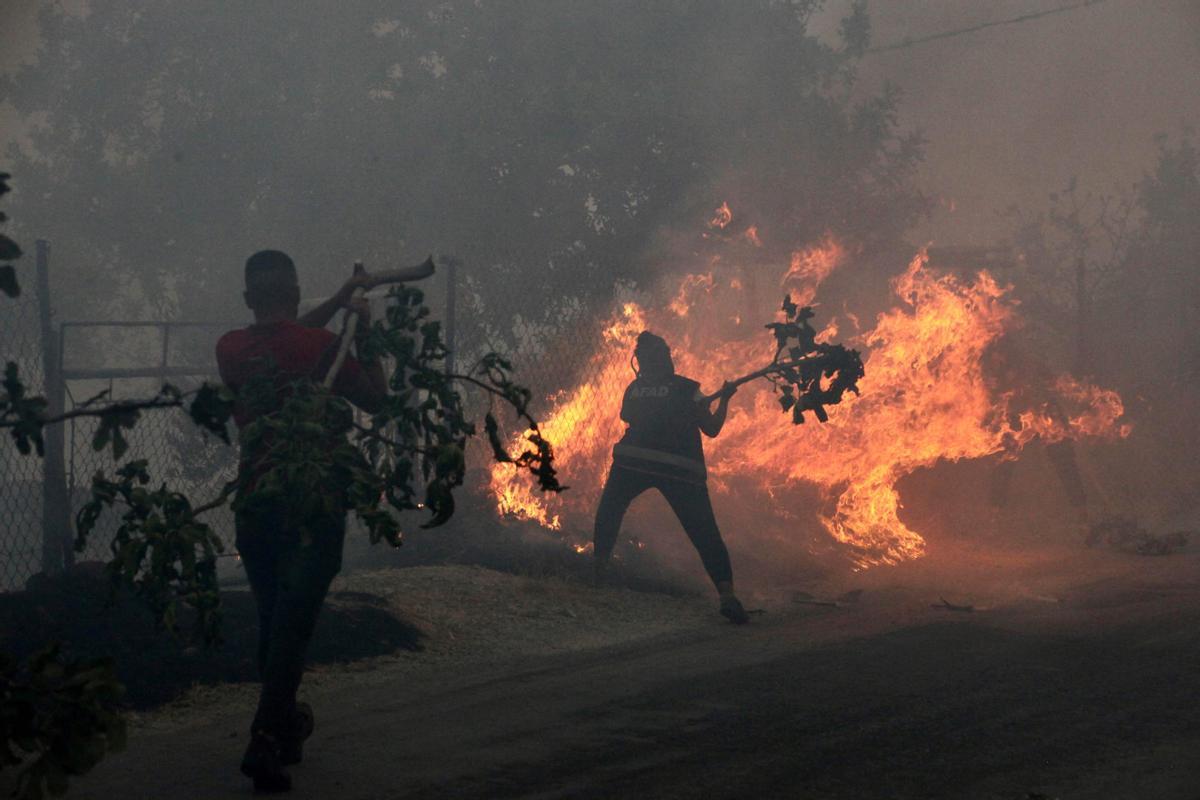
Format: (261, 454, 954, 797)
(76, 461, 227, 645)
(712, 296, 865, 423)
(2, 371, 235, 646)
(1, 371, 233, 460)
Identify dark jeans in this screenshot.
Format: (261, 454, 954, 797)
(235, 507, 345, 738)
(594, 464, 733, 586)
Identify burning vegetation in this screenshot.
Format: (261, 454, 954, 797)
(491, 205, 1128, 568)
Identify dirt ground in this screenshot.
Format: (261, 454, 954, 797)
(125, 563, 715, 733)
(41, 543, 1200, 800)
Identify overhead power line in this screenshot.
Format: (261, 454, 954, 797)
(866, 0, 1111, 55)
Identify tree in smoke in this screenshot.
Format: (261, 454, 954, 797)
(1004, 177, 1139, 376)
(1125, 134, 1200, 385)
(1003, 132, 1200, 390)
(995, 132, 1200, 536)
(1, 1, 928, 349)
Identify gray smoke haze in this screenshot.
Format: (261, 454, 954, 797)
(3, 1, 1197, 298)
(1, 0, 1198, 575)
(810, 0, 1200, 244)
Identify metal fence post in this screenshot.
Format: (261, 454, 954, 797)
(36, 240, 72, 575)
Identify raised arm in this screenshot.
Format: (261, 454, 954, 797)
(299, 267, 371, 329)
(699, 382, 737, 438)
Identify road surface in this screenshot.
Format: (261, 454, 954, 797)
(70, 564, 1200, 799)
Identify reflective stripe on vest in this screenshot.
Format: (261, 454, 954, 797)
(612, 443, 707, 479)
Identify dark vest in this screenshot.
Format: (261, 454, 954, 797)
(613, 374, 706, 482)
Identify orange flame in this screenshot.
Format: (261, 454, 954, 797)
(783, 234, 846, 305)
(1012, 375, 1130, 446)
(489, 236, 1127, 569)
(669, 273, 716, 317)
(490, 302, 646, 533)
(708, 202, 732, 229)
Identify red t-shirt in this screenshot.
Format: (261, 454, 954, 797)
(215, 319, 375, 428)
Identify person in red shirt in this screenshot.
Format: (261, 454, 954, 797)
(216, 249, 385, 793)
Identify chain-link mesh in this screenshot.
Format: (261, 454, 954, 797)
(3, 257, 626, 592)
(61, 323, 238, 567)
(450, 265, 638, 420)
(0, 263, 49, 591)
(448, 262, 640, 532)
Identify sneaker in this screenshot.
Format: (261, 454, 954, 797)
(720, 594, 750, 625)
(241, 732, 292, 793)
(279, 702, 314, 767)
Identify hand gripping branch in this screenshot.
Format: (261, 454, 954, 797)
(322, 256, 437, 389)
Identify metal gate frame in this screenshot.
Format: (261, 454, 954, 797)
(55, 320, 225, 569)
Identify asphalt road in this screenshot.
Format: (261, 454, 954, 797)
(69, 567, 1200, 800)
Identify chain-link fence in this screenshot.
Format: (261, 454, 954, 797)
(447, 258, 641, 534)
(59, 322, 237, 566)
(1, 250, 631, 592)
(449, 259, 638, 420)
(0, 244, 51, 591)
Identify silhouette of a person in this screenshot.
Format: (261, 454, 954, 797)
(593, 331, 749, 623)
(216, 250, 382, 792)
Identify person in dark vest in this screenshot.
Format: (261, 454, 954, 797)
(216, 250, 384, 792)
(594, 331, 749, 624)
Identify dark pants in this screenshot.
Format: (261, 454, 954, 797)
(235, 507, 345, 738)
(594, 464, 733, 586)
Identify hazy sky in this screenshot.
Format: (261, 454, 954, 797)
(811, 0, 1200, 244)
(2, 0, 1198, 248)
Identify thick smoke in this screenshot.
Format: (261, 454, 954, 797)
(1, 1, 1198, 582)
